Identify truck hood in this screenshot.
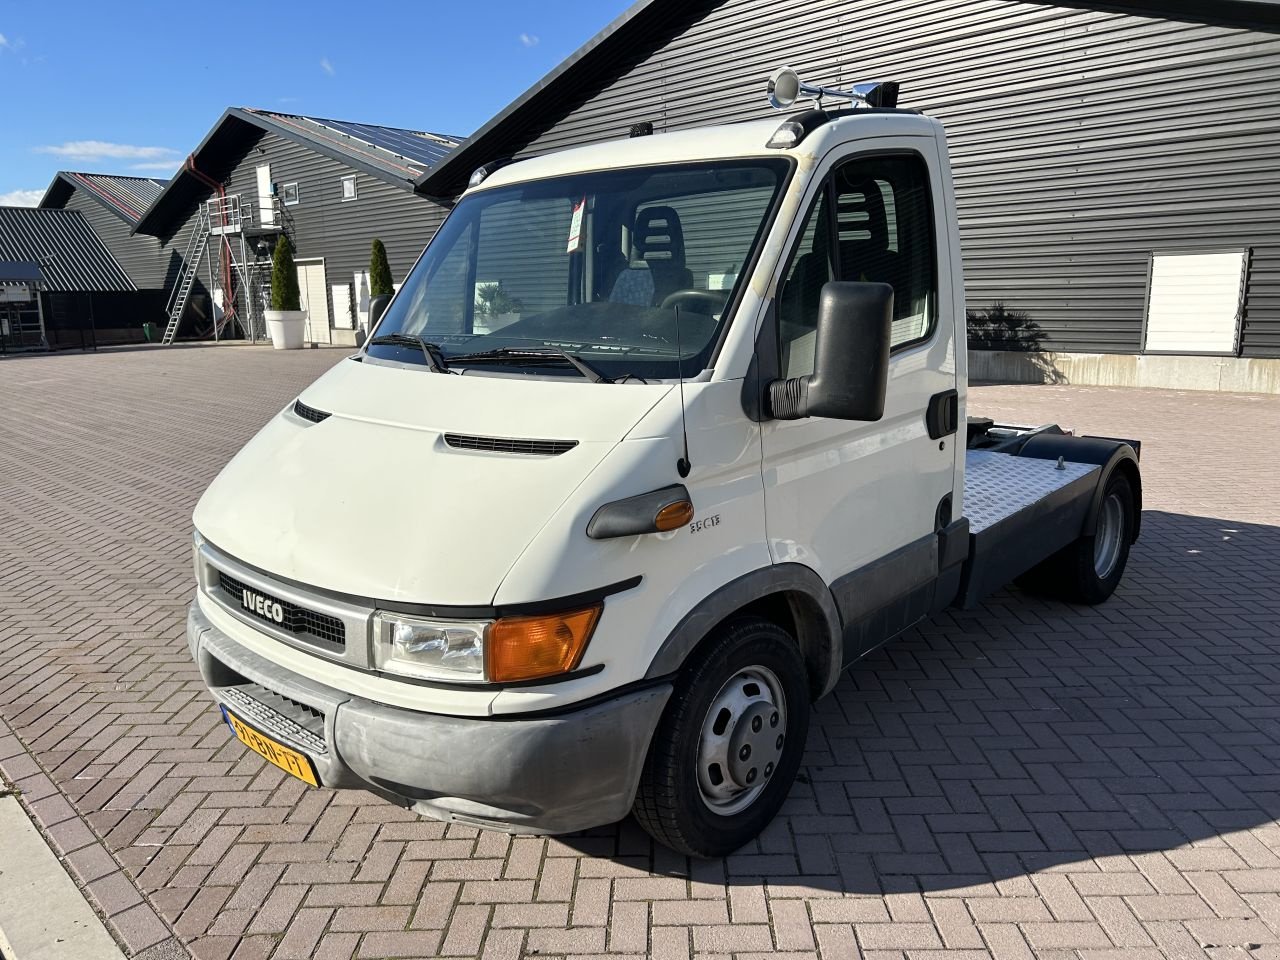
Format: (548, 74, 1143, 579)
(193, 358, 671, 604)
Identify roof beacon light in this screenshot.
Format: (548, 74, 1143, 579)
(468, 157, 518, 189)
(767, 66, 899, 111)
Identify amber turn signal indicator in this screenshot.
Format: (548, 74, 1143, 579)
(654, 499, 694, 531)
(487, 605, 602, 683)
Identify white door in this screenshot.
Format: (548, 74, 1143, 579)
(295, 259, 331, 343)
(331, 284, 354, 329)
(760, 143, 958, 656)
(256, 165, 275, 227)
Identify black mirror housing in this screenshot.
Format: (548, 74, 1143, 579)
(768, 281, 893, 422)
(368, 294, 393, 331)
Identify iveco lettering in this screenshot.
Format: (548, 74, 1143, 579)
(188, 68, 1142, 857)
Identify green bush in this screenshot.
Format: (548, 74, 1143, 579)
(370, 238, 393, 297)
(270, 235, 301, 311)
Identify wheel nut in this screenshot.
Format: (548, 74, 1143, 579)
(770, 712, 779, 727)
(776, 735, 784, 749)
(765, 762, 774, 777)
(739, 745, 751, 761)
(746, 768, 757, 783)
(751, 716, 762, 732)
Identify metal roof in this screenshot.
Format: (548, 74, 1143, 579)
(135, 108, 464, 237)
(414, 0, 1280, 198)
(0, 207, 136, 292)
(41, 172, 167, 226)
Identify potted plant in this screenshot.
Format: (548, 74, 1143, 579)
(263, 235, 307, 349)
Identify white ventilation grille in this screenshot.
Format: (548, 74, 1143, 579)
(1144, 251, 1247, 355)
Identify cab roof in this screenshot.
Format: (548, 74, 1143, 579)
(470, 111, 941, 195)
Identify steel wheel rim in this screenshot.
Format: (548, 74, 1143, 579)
(696, 665, 788, 815)
(1093, 492, 1124, 579)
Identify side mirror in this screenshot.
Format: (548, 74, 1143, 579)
(368, 294, 392, 331)
(768, 281, 893, 421)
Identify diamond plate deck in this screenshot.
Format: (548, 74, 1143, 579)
(963, 450, 1098, 534)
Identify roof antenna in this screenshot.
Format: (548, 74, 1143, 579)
(673, 304, 691, 478)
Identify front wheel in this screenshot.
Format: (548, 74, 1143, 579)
(632, 617, 810, 857)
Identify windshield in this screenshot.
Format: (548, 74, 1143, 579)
(366, 159, 789, 379)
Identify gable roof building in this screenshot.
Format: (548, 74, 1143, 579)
(135, 108, 461, 239)
(116, 107, 464, 344)
(0, 205, 148, 351)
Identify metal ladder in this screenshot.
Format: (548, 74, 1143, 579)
(161, 205, 211, 345)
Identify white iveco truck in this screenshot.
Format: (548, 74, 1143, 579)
(188, 69, 1142, 856)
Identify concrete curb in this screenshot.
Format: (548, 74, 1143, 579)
(0, 794, 126, 960)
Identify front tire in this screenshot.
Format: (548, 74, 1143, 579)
(632, 617, 810, 857)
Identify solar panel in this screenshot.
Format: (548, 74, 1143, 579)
(262, 113, 462, 176)
(311, 118, 460, 169)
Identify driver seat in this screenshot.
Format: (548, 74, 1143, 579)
(609, 206, 694, 307)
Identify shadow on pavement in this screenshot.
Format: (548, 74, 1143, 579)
(563, 510, 1280, 892)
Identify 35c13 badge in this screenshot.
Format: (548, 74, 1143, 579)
(689, 515, 720, 534)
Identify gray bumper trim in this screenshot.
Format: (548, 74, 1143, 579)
(188, 602, 672, 834)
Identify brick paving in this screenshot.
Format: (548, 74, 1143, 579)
(1, 343, 1279, 960)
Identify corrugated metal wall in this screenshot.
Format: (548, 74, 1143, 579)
(157, 129, 450, 333)
(507, 0, 1280, 358)
(60, 190, 167, 293)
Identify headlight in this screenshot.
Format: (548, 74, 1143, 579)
(373, 605, 602, 684)
(373, 613, 488, 682)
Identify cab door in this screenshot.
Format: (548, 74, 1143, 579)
(760, 139, 958, 659)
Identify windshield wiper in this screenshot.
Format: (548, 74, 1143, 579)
(448, 347, 612, 383)
(368, 333, 450, 374)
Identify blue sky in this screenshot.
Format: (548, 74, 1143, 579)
(0, 0, 633, 205)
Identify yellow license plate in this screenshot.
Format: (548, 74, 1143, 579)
(222, 707, 319, 787)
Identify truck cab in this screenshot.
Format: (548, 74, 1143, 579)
(188, 74, 1140, 857)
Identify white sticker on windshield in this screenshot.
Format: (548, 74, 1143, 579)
(566, 197, 586, 253)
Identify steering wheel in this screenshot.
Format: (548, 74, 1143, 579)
(659, 290, 725, 315)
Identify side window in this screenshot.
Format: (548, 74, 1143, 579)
(776, 185, 833, 379)
(832, 154, 936, 348)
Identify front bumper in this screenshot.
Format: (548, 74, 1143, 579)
(188, 602, 672, 834)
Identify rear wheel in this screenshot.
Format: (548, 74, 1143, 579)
(1016, 469, 1135, 604)
(633, 617, 810, 857)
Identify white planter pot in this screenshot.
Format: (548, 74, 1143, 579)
(263, 309, 307, 350)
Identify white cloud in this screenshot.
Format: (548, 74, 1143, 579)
(519, 33, 539, 47)
(35, 140, 178, 163)
(320, 57, 335, 76)
(0, 188, 43, 207)
(0, 33, 9, 49)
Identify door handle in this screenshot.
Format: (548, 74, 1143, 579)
(926, 389, 958, 440)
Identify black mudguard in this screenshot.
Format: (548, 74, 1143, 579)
(1017, 433, 1143, 542)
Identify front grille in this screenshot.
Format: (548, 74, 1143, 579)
(293, 400, 331, 424)
(216, 571, 345, 649)
(444, 433, 578, 456)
